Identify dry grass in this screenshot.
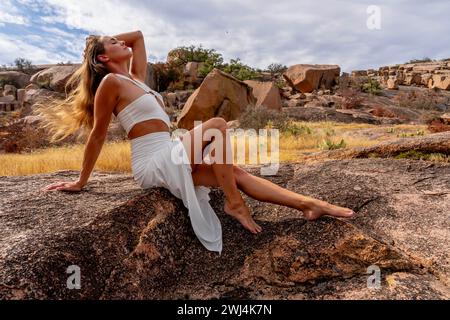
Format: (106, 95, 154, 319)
(0, 141, 131, 176)
(0, 121, 434, 176)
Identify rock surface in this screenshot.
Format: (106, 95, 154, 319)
(0, 71, 31, 88)
(283, 64, 340, 93)
(244, 80, 282, 111)
(30, 65, 80, 93)
(353, 60, 450, 91)
(310, 131, 450, 160)
(177, 68, 256, 130)
(1, 158, 448, 299)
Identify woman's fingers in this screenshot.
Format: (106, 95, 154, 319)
(41, 181, 82, 192)
(41, 181, 66, 191)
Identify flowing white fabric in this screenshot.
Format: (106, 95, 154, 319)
(130, 131, 222, 254)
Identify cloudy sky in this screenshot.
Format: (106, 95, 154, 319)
(0, 0, 448, 72)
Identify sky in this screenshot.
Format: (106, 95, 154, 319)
(0, 0, 449, 73)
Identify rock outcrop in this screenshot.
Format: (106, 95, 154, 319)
(1, 158, 448, 299)
(282, 106, 401, 125)
(283, 64, 341, 93)
(310, 131, 450, 160)
(30, 65, 80, 93)
(244, 80, 282, 111)
(0, 71, 31, 88)
(176, 68, 256, 130)
(351, 60, 450, 90)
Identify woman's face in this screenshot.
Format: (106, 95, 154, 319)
(97, 36, 132, 64)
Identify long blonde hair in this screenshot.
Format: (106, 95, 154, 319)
(33, 35, 109, 143)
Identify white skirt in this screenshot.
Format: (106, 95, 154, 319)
(130, 131, 222, 254)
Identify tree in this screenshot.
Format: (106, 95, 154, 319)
(266, 63, 287, 76)
(14, 57, 35, 74)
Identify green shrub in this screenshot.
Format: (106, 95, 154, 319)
(283, 123, 312, 136)
(167, 45, 262, 82)
(318, 138, 346, 150)
(394, 150, 447, 161)
(397, 130, 425, 138)
(0, 77, 12, 88)
(168, 44, 218, 65)
(386, 127, 396, 133)
(361, 78, 382, 95)
(220, 58, 260, 81)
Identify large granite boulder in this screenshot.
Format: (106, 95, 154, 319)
(30, 65, 80, 93)
(283, 64, 341, 93)
(244, 80, 282, 111)
(176, 68, 256, 130)
(0, 71, 31, 88)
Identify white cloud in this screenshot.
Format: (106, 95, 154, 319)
(1, 0, 449, 71)
(0, 12, 29, 26)
(0, 0, 30, 26)
(0, 33, 78, 65)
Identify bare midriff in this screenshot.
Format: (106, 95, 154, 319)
(125, 119, 170, 140)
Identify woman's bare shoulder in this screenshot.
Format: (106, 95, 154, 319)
(102, 73, 122, 89)
(96, 74, 121, 101)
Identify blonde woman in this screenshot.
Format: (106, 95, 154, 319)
(38, 30, 354, 254)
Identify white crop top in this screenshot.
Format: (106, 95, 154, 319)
(114, 73, 171, 134)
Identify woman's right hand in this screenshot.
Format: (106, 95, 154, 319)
(41, 180, 85, 192)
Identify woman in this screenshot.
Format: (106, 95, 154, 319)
(38, 30, 354, 254)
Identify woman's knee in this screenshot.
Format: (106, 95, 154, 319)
(233, 165, 249, 184)
(208, 117, 228, 132)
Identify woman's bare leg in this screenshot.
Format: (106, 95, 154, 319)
(192, 164, 355, 220)
(180, 117, 262, 233)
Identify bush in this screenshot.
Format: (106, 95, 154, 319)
(239, 105, 290, 131)
(407, 57, 434, 64)
(0, 77, 16, 88)
(397, 130, 425, 138)
(318, 138, 346, 150)
(168, 44, 218, 65)
(371, 106, 396, 118)
(56, 61, 73, 66)
(361, 78, 382, 95)
(394, 150, 448, 161)
(394, 90, 448, 111)
(427, 119, 450, 133)
(167, 44, 262, 82)
(152, 61, 183, 92)
(266, 63, 287, 77)
(337, 88, 364, 109)
(220, 58, 260, 81)
(14, 57, 35, 75)
(282, 122, 312, 136)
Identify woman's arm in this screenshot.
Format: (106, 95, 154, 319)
(76, 131, 106, 187)
(42, 75, 120, 192)
(112, 30, 143, 48)
(77, 74, 120, 186)
(112, 30, 147, 81)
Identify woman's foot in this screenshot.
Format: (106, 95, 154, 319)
(301, 198, 355, 221)
(224, 200, 262, 234)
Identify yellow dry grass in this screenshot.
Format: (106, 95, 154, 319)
(0, 121, 433, 176)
